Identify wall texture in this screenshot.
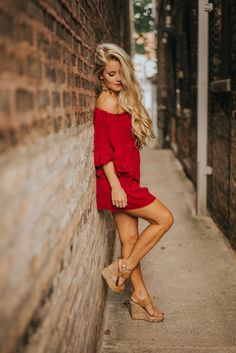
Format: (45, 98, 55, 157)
(156, 0, 236, 249)
(207, 0, 236, 251)
(156, 0, 198, 181)
(0, 1, 131, 353)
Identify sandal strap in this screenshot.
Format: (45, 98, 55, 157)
(138, 295, 152, 307)
(118, 258, 132, 279)
(131, 293, 152, 307)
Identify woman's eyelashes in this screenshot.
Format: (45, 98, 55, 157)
(107, 72, 120, 77)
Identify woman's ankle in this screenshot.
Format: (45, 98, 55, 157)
(125, 258, 137, 271)
(131, 288, 148, 300)
(119, 257, 135, 271)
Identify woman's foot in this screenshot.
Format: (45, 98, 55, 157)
(101, 258, 132, 293)
(130, 291, 164, 322)
(116, 258, 132, 288)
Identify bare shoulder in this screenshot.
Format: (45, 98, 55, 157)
(95, 91, 119, 114)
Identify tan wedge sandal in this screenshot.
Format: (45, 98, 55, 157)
(101, 258, 132, 293)
(129, 292, 164, 323)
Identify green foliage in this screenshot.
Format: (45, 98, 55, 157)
(133, 0, 154, 33)
(133, 0, 154, 53)
(135, 42, 146, 54)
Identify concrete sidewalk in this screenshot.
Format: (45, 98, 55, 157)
(97, 148, 236, 353)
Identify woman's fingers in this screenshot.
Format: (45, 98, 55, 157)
(120, 193, 127, 208)
(111, 187, 127, 208)
(113, 197, 127, 208)
(121, 196, 127, 208)
(117, 199, 125, 208)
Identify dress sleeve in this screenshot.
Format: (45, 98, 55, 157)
(93, 110, 114, 169)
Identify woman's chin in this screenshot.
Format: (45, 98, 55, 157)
(106, 86, 123, 94)
(113, 86, 123, 92)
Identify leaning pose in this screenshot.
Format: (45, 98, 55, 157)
(93, 42, 174, 323)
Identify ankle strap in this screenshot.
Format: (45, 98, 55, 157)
(119, 258, 132, 272)
(131, 293, 152, 307)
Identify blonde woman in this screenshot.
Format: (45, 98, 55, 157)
(93, 42, 174, 323)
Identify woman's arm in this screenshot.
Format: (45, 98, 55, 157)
(95, 95, 127, 208)
(102, 161, 127, 209)
(102, 161, 120, 188)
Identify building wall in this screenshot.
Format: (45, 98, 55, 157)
(208, 0, 236, 250)
(156, 0, 198, 179)
(156, 0, 236, 249)
(0, 1, 130, 353)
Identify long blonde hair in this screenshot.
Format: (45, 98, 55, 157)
(94, 42, 155, 150)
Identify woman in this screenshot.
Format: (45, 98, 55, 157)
(93, 42, 174, 323)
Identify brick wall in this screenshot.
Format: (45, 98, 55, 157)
(156, 0, 198, 182)
(0, 1, 131, 353)
(208, 0, 236, 249)
(156, 0, 236, 249)
(156, 0, 176, 149)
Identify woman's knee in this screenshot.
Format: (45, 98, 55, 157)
(162, 209, 174, 231)
(152, 209, 174, 231)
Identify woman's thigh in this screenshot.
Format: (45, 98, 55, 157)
(122, 198, 174, 226)
(112, 211, 139, 245)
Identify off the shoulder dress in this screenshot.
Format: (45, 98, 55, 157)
(93, 107, 156, 212)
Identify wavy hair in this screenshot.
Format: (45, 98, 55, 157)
(94, 42, 155, 150)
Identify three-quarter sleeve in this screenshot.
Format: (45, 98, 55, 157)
(93, 109, 114, 169)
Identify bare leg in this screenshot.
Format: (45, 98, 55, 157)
(111, 212, 149, 296)
(111, 198, 174, 316)
(122, 198, 174, 271)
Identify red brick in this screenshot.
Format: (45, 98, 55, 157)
(0, 1, 131, 352)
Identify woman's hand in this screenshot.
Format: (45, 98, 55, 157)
(111, 185, 127, 208)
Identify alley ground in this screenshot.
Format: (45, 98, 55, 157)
(97, 148, 236, 353)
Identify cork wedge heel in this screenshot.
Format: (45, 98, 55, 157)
(101, 258, 132, 293)
(129, 293, 164, 323)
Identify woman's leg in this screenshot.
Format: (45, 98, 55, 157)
(123, 198, 174, 271)
(112, 212, 163, 317)
(119, 198, 174, 317)
(111, 211, 149, 297)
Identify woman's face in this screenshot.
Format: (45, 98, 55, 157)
(100, 60, 123, 93)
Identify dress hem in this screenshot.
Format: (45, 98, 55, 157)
(96, 195, 157, 213)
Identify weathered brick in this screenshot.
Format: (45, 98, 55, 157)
(45, 64, 56, 82)
(13, 22, 33, 45)
(63, 91, 71, 108)
(57, 68, 65, 84)
(0, 90, 10, 113)
(52, 91, 61, 108)
(53, 115, 63, 132)
(0, 129, 9, 153)
(56, 21, 65, 40)
(0, 2, 131, 353)
(72, 91, 77, 106)
(37, 90, 49, 109)
(43, 11, 55, 32)
(37, 32, 50, 55)
(27, 55, 42, 79)
(63, 48, 71, 65)
(27, 1, 44, 22)
(15, 89, 34, 112)
(0, 8, 12, 38)
(49, 42, 61, 61)
(8, 127, 19, 146)
(0, 46, 24, 76)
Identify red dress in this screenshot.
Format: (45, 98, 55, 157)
(93, 107, 156, 212)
